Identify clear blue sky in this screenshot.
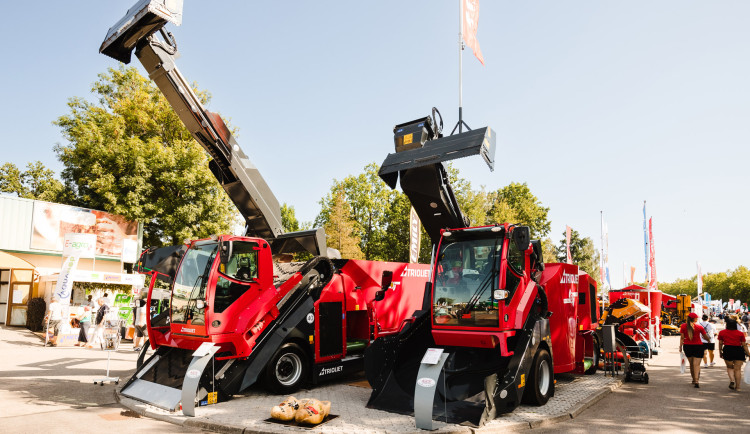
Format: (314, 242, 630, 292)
(1, 1, 748, 286)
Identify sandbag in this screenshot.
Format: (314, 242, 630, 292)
(271, 396, 305, 421)
(294, 399, 331, 425)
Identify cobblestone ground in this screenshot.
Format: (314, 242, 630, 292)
(119, 368, 621, 433)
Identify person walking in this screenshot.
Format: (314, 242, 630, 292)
(699, 314, 717, 367)
(87, 298, 110, 349)
(132, 294, 148, 352)
(75, 304, 92, 346)
(43, 296, 62, 347)
(679, 312, 710, 387)
(742, 312, 750, 333)
(718, 318, 750, 391)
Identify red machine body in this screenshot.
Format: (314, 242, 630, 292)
(608, 285, 662, 341)
(145, 235, 430, 364)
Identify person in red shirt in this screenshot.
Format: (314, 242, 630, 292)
(718, 318, 750, 391)
(679, 312, 710, 387)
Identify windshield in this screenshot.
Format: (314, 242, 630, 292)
(433, 230, 502, 327)
(171, 241, 218, 325)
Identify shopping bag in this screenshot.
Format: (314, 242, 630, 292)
(680, 352, 686, 374)
(744, 362, 750, 385)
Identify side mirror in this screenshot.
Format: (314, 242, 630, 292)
(381, 270, 393, 291)
(375, 270, 394, 302)
(220, 240, 232, 264)
(512, 226, 530, 252)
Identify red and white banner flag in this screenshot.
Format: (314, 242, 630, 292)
(408, 207, 421, 263)
(696, 261, 703, 295)
(647, 218, 658, 291)
(463, 0, 485, 65)
(565, 225, 572, 264)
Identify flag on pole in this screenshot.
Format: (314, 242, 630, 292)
(565, 225, 572, 264)
(408, 207, 421, 264)
(696, 261, 703, 296)
(462, 0, 485, 65)
(630, 266, 636, 285)
(647, 218, 658, 291)
(603, 222, 611, 289)
(643, 201, 649, 282)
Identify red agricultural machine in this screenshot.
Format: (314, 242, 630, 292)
(364, 112, 603, 425)
(608, 285, 663, 348)
(99, 0, 434, 414)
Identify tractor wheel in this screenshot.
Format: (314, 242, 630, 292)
(522, 348, 554, 405)
(643, 373, 649, 384)
(264, 343, 308, 394)
(585, 337, 600, 375)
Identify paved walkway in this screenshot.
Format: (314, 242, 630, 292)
(0, 325, 201, 433)
(534, 332, 750, 434)
(119, 350, 621, 432)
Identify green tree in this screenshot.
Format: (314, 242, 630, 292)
(554, 228, 601, 283)
(323, 187, 363, 259)
(54, 66, 236, 247)
(0, 161, 70, 202)
(316, 162, 395, 260)
(487, 182, 551, 239)
(280, 203, 300, 232)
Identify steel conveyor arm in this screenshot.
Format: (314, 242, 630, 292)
(99, 0, 282, 240)
(379, 113, 496, 245)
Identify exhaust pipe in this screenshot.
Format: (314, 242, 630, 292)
(100, 0, 183, 64)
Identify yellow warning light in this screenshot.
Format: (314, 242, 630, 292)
(309, 335, 314, 344)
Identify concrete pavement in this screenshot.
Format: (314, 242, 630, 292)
(0, 325, 204, 433)
(534, 333, 750, 434)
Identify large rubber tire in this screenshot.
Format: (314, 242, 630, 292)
(585, 337, 600, 375)
(522, 348, 554, 406)
(263, 343, 309, 394)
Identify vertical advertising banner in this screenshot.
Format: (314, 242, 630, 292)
(408, 207, 422, 264)
(696, 261, 703, 297)
(643, 202, 649, 282)
(462, 0, 485, 65)
(54, 233, 96, 320)
(565, 225, 572, 264)
(647, 218, 658, 292)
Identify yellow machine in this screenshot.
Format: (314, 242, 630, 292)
(676, 294, 692, 324)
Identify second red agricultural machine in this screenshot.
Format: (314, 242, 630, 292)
(364, 111, 603, 425)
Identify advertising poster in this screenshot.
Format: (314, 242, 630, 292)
(31, 202, 138, 257)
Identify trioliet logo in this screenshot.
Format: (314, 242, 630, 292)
(560, 272, 579, 284)
(319, 365, 343, 376)
(400, 267, 430, 278)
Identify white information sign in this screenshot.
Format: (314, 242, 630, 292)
(62, 233, 97, 258)
(121, 238, 139, 263)
(421, 348, 445, 365)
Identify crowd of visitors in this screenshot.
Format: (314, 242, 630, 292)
(680, 311, 750, 390)
(43, 292, 146, 351)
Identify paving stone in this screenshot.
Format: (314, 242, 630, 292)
(118, 366, 627, 433)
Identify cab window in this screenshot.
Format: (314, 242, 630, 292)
(215, 241, 259, 313)
(504, 238, 525, 298)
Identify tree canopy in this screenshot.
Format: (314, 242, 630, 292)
(553, 228, 601, 283)
(54, 66, 236, 247)
(657, 266, 750, 304)
(0, 161, 70, 203)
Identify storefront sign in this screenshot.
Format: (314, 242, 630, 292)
(63, 233, 97, 258)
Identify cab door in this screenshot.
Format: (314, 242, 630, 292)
(170, 241, 218, 337)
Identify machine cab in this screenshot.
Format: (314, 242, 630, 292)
(431, 224, 539, 348)
(169, 236, 272, 340)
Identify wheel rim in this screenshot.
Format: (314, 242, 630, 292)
(538, 358, 551, 396)
(275, 352, 302, 386)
